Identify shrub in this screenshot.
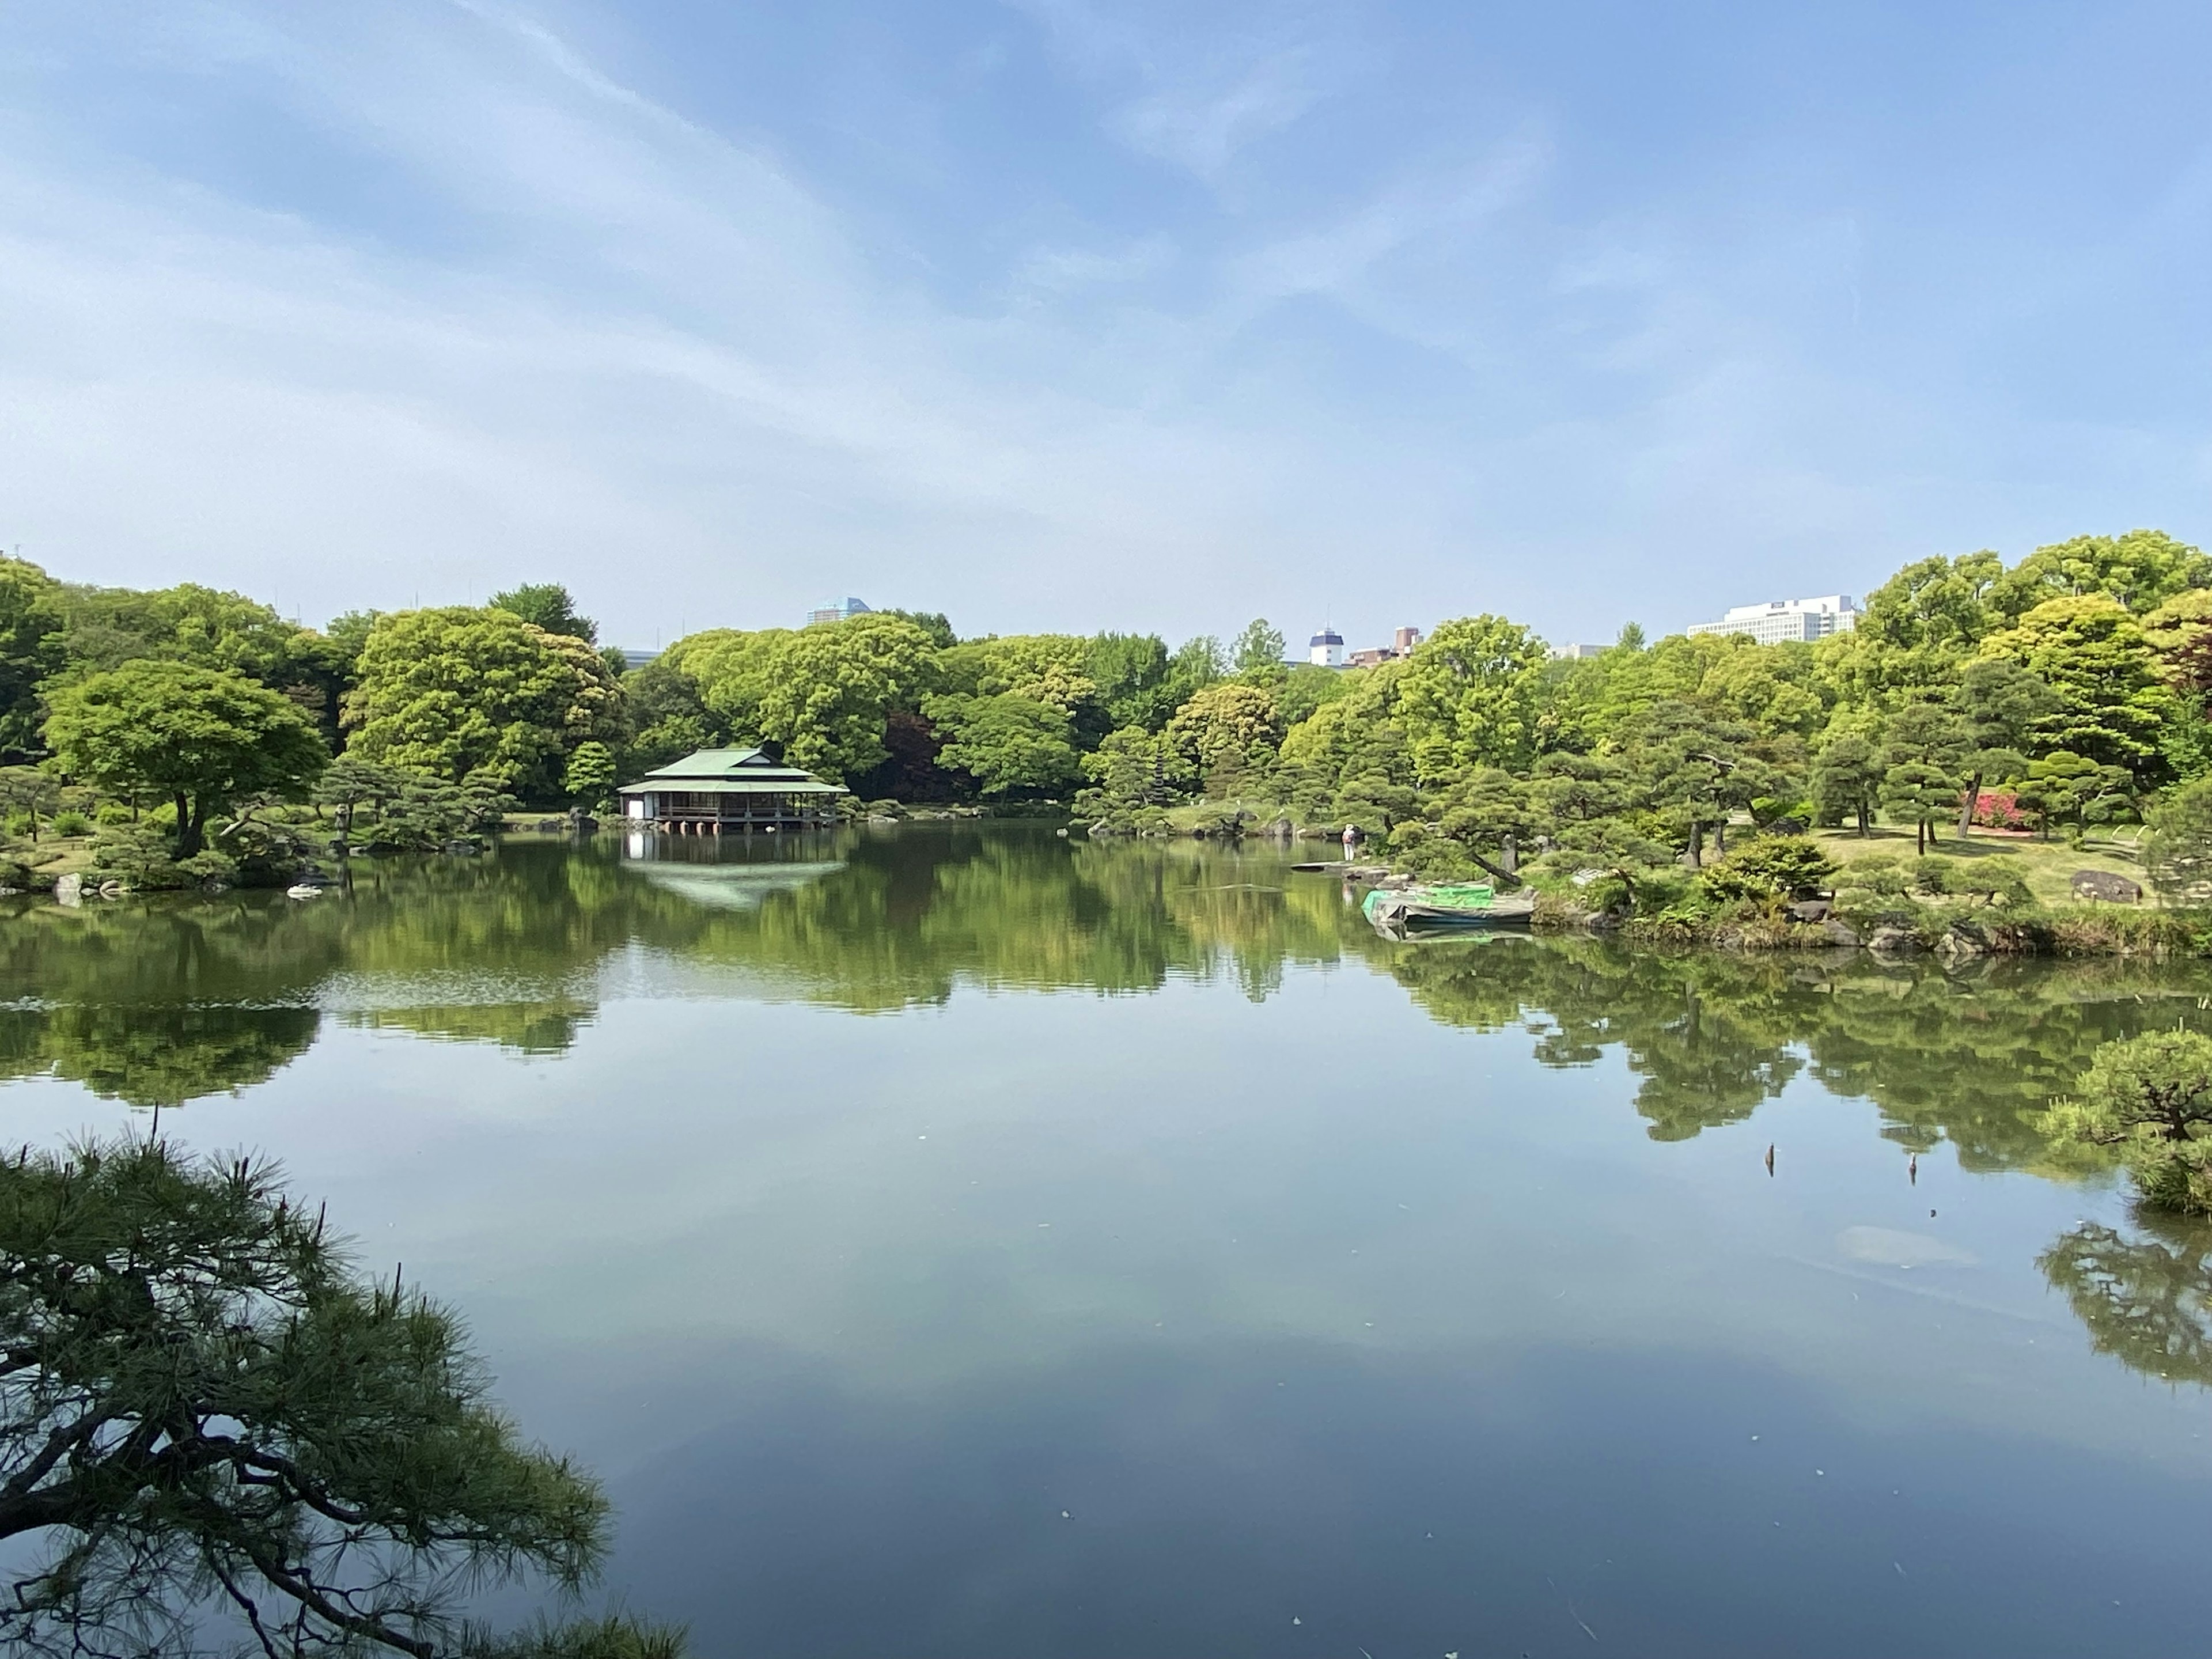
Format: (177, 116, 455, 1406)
(1910, 855, 1957, 895)
(1700, 836, 1838, 905)
(86, 823, 193, 888)
(48, 809, 92, 837)
(2146, 776, 2212, 904)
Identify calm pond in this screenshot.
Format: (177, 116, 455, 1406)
(6, 825, 2212, 1657)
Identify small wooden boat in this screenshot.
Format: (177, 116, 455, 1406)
(1362, 882, 1535, 934)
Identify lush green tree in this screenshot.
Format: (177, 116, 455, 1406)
(1810, 729, 1883, 836)
(1277, 662, 1353, 728)
(1164, 682, 1284, 796)
(490, 582, 598, 642)
(681, 615, 937, 783)
(1877, 701, 1973, 854)
(1429, 767, 1535, 880)
(1631, 700, 1770, 864)
(46, 662, 325, 857)
(1230, 618, 1287, 680)
(1979, 595, 2170, 777)
(925, 692, 1081, 797)
(564, 740, 618, 806)
(1541, 816, 1676, 914)
(1075, 726, 1191, 821)
(2040, 1031, 2212, 1213)
(2146, 775, 2212, 904)
(373, 770, 517, 851)
(0, 765, 63, 842)
(1991, 528, 2211, 622)
(1948, 658, 2058, 833)
(312, 753, 414, 842)
(0, 556, 65, 753)
(617, 659, 722, 779)
(1392, 615, 1548, 783)
(1527, 751, 1635, 831)
(1082, 634, 1181, 733)
(935, 636, 1101, 745)
(344, 608, 623, 798)
(882, 609, 956, 650)
(1858, 550, 2005, 657)
(0, 1134, 684, 1656)
(1331, 768, 1418, 835)
(2013, 749, 2134, 840)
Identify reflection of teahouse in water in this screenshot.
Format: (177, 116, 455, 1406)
(618, 748, 846, 834)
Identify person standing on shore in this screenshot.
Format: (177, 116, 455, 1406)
(1342, 822, 1359, 862)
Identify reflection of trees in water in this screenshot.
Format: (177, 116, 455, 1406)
(1371, 938, 2212, 1166)
(12, 830, 2212, 1158)
(0, 1003, 321, 1107)
(0, 899, 338, 1107)
(638, 830, 1353, 1011)
(2040, 1213, 2212, 1388)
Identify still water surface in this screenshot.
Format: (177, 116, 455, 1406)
(6, 826, 2212, 1656)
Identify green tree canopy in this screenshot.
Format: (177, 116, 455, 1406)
(2014, 749, 2135, 840)
(1631, 700, 1771, 863)
(344, 607, 622, 798)
(1231, 618, 1287, 680)
(882, 609, 956, 649)
(1877, 700, 1973, 855)
(490, 582, 598, 643)
(564, 740, 618, 805)
(680, 613, 938, 782)
(1810, 728, 1882, 836)
(1991, 529, 2211, 621)
(1948, 658, 2059, 831)
(925, 692, 1081, 797)
(1979, 595, 2170, 777)
(1392, 615, 1548, 782)
(0, 555, 65, 753)
(46, 661, 325, 856)
(1164, 681, 1285, 796)
(1082, 634, 1181, 732)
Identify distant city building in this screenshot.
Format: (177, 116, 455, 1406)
(615, 647, 660, 671)
(1308, 625, 1345, 668)
(1344, 624, 1423, 669)
(807, 597, 874, 626)
(1687, 594, 1861, 645)
(1547, 643, 1611, 661)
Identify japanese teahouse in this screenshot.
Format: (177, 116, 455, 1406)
(618, 748, 846, 832)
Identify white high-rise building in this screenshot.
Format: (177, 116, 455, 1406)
(1308, 625, 1344, 668)
(1686, 594, 1861, 645)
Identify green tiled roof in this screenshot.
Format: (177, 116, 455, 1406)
(617, 747, 846, 794)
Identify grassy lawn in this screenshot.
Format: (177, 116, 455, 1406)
(1809, 824, 2149, 907)
(12, 836, 99, 883)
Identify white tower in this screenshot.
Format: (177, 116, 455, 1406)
(1308, 625, 1344, 668)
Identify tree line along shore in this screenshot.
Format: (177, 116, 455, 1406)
(4, 532, 2212, 944)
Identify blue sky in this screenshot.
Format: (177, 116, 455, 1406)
(1, 2, 2206, 651)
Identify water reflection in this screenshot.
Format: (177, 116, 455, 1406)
(6, 829, 2212, 1165)
(2040, 1212, 2212, 1388)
